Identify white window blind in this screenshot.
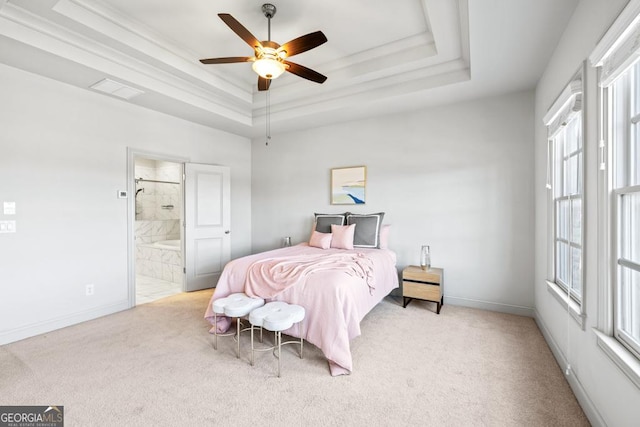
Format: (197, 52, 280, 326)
(590, 0, 640, 87)
(543, 79, 583, 138)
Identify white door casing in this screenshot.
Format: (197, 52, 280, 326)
(184, 163, 231, 292)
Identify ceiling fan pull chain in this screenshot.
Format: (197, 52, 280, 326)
(266, 90, 271, 146)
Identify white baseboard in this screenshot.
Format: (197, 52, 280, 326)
(445, 295, 534, 317)
(534, 310, 606, 427)
(0, 301, 131, 346)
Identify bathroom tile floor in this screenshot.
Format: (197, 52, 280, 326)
(136, 275, 182, 305)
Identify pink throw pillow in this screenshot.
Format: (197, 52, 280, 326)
(330, 224, 355, 250)
(309, 230, 332, 249)
(380, 224, 391, 249)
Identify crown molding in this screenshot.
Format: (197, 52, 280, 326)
(0, 0, 471, 135)
(254, 59, 470, 128)
(251, 0, 470, 123)
(52, 0, 250, 103)
(0, 1, 252, 125)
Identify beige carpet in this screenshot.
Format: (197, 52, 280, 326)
(0, 290, 588, 426)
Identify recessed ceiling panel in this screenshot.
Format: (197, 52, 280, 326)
(0, 0, 580, 137)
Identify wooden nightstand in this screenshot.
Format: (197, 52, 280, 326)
(402, 266, 444, 314)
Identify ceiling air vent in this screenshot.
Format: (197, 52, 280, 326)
(89, 78, 144, 100)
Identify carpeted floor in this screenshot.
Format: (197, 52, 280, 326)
(0, 290, 589, 426)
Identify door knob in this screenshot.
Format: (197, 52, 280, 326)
(224, 230, 230, 234)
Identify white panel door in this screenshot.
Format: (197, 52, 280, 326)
(184, 163, 230, 292)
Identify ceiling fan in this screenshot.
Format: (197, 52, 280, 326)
(199, 3, 328, 91)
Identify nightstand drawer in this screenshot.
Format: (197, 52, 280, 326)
(402, 266, 444, 313)
(402, 280, 441, 301)
(403, 269, 441, 283)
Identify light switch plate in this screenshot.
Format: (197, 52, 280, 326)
(117, 190, 128, 199)
(3, 202, 15, 215)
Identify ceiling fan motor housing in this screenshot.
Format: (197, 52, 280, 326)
(262, 4, 276, 19)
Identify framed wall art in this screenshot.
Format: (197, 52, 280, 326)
(331, 166, 366, 205)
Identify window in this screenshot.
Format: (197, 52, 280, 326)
(610, 62, 640, 359)
(590, 0, 640, 387)
(553, 113, 583, 302)
(543, 69, 585, 319)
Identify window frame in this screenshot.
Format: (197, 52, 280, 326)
(543, 65, 587, 328)
(614, 185, 640, 359)
(553, 114, 584, 302)
(609, 65, 640, 359)
(590, 0, 640, 388)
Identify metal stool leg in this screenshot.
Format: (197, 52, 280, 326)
(277, 331, 282, 378)
(251, 323, 255, 366)
(236, 317, 241, 358)
(214, 314, 218, 350)
(299, 322, 304, 359)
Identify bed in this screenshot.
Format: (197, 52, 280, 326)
(204, 242, 399, 376)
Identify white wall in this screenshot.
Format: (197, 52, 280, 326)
(0, 63, 252, 344)
(534, 0, 640, 425)
(252, 91, 535, 315)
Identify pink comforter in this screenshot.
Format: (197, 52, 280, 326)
(245, 252, 375, 298)
(204, 243, 399, 376)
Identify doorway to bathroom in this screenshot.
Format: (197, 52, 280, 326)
(134, 157, 184, 304)
(127, 148, 232, 308)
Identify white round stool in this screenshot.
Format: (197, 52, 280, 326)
(212, 293, 265, 359)
(249, 301, 306, 377)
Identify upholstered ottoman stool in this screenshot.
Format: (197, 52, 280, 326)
(249, 301, 306, 377)
(212, 293, 265, 358)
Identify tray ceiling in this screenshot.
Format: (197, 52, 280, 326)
(0, 0, 578, 137)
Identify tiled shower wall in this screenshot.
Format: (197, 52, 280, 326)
(134, 159, 181, 243)
(135, 159, 183, 285)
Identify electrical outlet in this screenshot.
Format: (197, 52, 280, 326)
(85, 284, 94, 296)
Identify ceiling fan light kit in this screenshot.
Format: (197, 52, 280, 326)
(199, 3, 327, 91)
(252, 56, 285, 79)
(252, 44, 286, 79)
